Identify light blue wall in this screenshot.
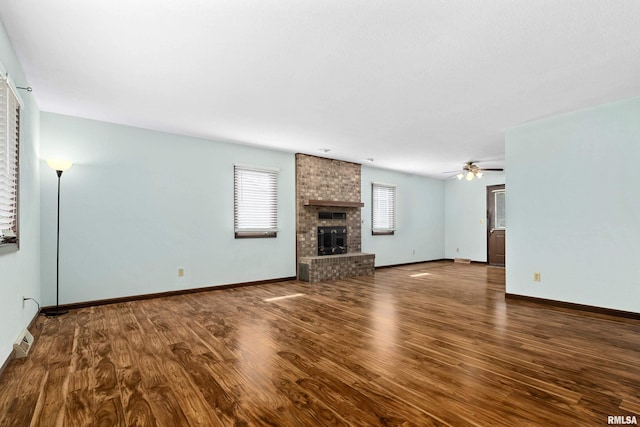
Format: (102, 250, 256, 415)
(0, 22, 41, 362)
(361, 166, 444, 266)
(38, 113, 449, 303)
(40, 113, 296, 305)
(444, 173, 505, 262)
(506, 97, 640, 313)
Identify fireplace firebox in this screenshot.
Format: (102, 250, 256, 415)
(318, 226, 347, 256)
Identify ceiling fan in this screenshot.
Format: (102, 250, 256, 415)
(454, 162, 504, 181)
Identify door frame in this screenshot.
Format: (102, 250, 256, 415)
(486, 184, 506, 266)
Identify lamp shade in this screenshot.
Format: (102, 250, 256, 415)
(46, 159, 73, 172)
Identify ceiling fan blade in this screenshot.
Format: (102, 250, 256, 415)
(478, 168, 504, 171)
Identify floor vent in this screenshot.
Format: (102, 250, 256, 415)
(13, 329, 34, 359)
(454, 258, 471, 264)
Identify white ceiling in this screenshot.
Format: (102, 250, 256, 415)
(1, 1, 639, 178)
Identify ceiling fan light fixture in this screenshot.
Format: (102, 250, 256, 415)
(454, 162, 503, 181)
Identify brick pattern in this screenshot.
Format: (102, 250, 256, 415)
(298, 253, 375, 284)
(295, 153, 374, 282)
(295, 154, 362, 258)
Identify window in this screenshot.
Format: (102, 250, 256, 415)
(372, 182, 396, 235)
(494, 189, 506, 229)
(234, 165, 278, 238)
(0, 70, 20, 250)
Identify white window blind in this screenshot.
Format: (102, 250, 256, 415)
(234, 165, 278, 238)
(0, 73, 20, 242)
(494, 190, 506, 229)
(372, 182, 396, 234)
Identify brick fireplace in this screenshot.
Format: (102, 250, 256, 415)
(295, 153, 375, 283)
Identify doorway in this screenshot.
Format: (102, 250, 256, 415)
(487, 184, 505, 267)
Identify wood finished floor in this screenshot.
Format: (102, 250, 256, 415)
(1, 261, 639, 426)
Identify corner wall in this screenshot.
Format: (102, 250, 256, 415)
(506, 97, 640, 313)
(444, 173, 505, 262)
(0, 21, 41, 362)
(361, 166, 445, 266)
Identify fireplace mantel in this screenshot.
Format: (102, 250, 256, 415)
(304, 199, 364, 208)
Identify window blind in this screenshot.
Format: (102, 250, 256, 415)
(494, 191, 506, 229)
(0, 74, 20, 238)
(372, 182, 396, 234)
(234, 165, 278, 237)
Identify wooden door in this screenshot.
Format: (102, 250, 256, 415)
(487, 185, 506, 266)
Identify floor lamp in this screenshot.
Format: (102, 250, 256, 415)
(45, 159, 73, 317)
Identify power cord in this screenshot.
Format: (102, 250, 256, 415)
(23, 297, 41, 311)
(23, 297, 45, 330)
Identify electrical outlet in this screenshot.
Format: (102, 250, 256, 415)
(456, 247, 459, 253)
(533, 272, 541, 282)
(178, 268, 184, 277)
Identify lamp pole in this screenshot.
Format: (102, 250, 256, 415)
(46, 159, 72, 316)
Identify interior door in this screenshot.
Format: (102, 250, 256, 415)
(487, 184, 506, 267)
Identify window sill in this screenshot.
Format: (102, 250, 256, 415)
(0, 242, 19, 255)
(235, 231, 277, 239)
(372, 230, 395, 236)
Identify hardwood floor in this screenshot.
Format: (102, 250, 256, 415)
(1, 261, 639, 426)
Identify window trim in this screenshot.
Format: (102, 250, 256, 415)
(233, 164, 279, 239)
(493, 188, 506, 230)
(0, 63, 22, 252)
(371, 182, 396, 236)
(0, 243, 18, 255)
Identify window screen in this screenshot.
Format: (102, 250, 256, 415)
(234, 165, 278, 238)
(0, 72, 20, 247)
(372, 182, 396, 235)
(495, 190, 506, 229)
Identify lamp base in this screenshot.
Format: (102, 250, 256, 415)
(44, 309, 68, 317)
